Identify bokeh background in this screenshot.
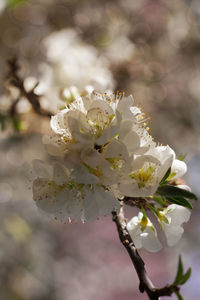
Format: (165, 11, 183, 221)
(0, 0, 200, 299)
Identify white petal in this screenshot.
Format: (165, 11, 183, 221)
(165, 204, 191, 226)
(63, 152, 81, 168)
(42, 135, 64, 156)
(33, 160, 51, 177)
(67, 114, 90, 143)
(95, 187, 120, 216)
(83, 188, 99, 221)
(171, 159, 187, 179)
(96, 111, 122, 145)
(176, 185, 192, 192)
(53, 163, 69, 185)
(33, 178, 68, 214)
(127, 214, 162, 252)
(147, 145, 175, 163)
(50, 113, 65, 134)
(122, 131, 140, 154)
(127, 216, 140, 230)
(141, 227, 162, 252)
(119, 182, 158, 197)
(157, 155, 173, 182)
(87, 100, 114, 122)
(127, 224, 143, 249)
(131, 155, 160, 171)
(71, 165, 99, 185)
(103, 140, 129, 162)
(81, 148, 101, 168)
(119, 120, 133, 139)
(163, 223, 184, 247)
(66, 192, 83, 221)
(117, 95, 135, 120)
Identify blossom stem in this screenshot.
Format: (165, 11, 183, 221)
(112, 203, 176, 300)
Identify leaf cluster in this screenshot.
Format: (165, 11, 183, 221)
(172, 256, 192, 300)
(156, 168, 198, 209)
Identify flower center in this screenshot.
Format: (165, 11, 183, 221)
(130, 164, 156, 188)
(106, 156, 124, 170)
(87, 108, 115, 138)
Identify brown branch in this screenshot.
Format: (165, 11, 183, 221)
(123, 196, 156, 209)
(112, 205, 178, 300)
(7, 58, 52, 118)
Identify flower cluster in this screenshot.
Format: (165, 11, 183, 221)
(33, 90, 193, 251)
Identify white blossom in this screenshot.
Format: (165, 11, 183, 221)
(171, 158, 187, 179)
(32, 161, 120, 221)
(119, 145, 174, 197)
(127, 212, 162, 252)
(43, 91, 151, 159)
(43, 29, 114, 92)
(157, 204, 191, 246)
(119, 144, 189, 198)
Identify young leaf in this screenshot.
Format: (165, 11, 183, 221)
(178, 268, 192, 285)
(159, 167, 171, 185)
(153, 196, 167, 206)
(174, 255, 183, 285)
(177, 154, 187, 161)
(167, 197, 193, 209)
(147, 204, 158, 215)
(157, 185, 197, 200)
(174, 256, 192, 285)
(174, 290, 184, 300)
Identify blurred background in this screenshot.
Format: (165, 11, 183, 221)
(0, 0, 200, 299)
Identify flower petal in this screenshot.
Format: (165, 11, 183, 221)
(171, 159, 187, 179)
(141, 227, 162, 252)
(165, 204, 191, 226)
(163, 224, 184, 247)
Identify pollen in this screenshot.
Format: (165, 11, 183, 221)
(130, 165, 155, 188)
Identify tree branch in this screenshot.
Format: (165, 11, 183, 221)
(7, 58, 52, 118)
(112, 205, 178, 300)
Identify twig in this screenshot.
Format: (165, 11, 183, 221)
(112, 204, 178, 300)
(7, 58, 52, 118)
(123, 196, 156, 209)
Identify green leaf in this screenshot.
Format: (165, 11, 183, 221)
(141, 206, 147, 217)
(147, 204, 158, 215)
(167, 197, 193, 209)
(174, 256, 192, 286)
(153, 196, 167, 206)
(12, 117, 23, 132)
(159, 167, 171, 185)
(167, 172, 177, 181)
(7, 0, 27, 8)
(157, 185, 197, 200)
(174, 290, 184, 300)
(177, 154, 187, 161)
(178, 268, 192, 285)
(174, 256, 184, 285)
